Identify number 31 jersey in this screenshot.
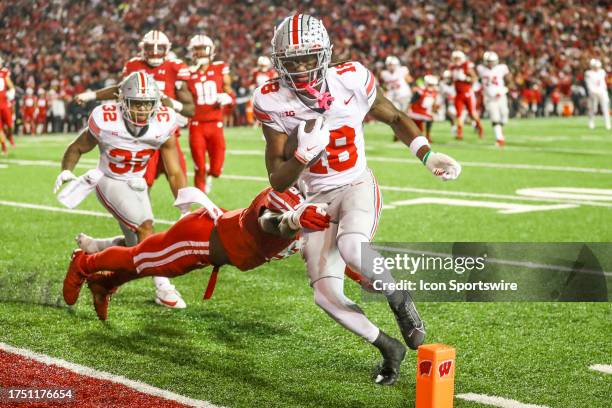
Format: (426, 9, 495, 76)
(253, 61, 377, 192)
(87, 102, 179, 180)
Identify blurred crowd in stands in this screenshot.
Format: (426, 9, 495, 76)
(1, 0, 610, 133)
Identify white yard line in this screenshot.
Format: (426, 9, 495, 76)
(0, 200, 174, 225)
(3, 152, 612, 174)
(0, 342, 222, 408)
(456, 393, 550, 408)
(589, 364, 612, 374)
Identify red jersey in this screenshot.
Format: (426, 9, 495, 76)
(410, 87, 438, 119)
(251, 68, 277, 88)
(122, 57, 190, 99)
(449, 61, 475, 93)
(22, 95, 36, 115)
(216, 187, 302, 271)
(0, 68, 11, 107)
(186, 61, 230, 122)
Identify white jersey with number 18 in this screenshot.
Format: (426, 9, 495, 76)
(253, 61, 377, 193)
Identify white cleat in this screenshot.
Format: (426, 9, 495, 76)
(588, 121, 595, 129)
(155, 286, 187, 309)
(76, 233, 100, 254)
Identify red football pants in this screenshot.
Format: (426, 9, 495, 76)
(0, 105, 13, 128)
(454, 91, 477, 118)
(189, 121, 226, 192)
(82, 209, 214, 288)
(144, 132, 187, 188)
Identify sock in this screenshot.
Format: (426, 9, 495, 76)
(493, 124, 504, 141)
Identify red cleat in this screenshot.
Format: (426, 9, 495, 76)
(496, 139, 505, 148)
(454, 136, 464, 141)
(87, 279, 116, 321)
(63, 250, 87, 305)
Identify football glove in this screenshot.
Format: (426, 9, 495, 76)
(423, 152, 461, 181)
(294, 117, 330, 165)
(53, 170, 78, 193)
(283, 203, 330, 231)
(216, 93, 233, 106)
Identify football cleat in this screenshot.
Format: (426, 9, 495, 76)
(155, 286, 187, 309)
(63, 249, 87, 305)
(87, 278, 117, 321)
(75, 233, 98, 254)
(389, 291, 426, 350)
(373, 331, 406, 386)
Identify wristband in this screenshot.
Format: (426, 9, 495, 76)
(79, 90, 96, 102)
(409, 135, 429, 156)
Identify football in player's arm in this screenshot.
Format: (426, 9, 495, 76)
(263, 82, 461, 193)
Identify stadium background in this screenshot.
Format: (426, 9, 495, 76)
(1, 0, 610, 132)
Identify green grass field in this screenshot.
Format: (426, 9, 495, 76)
(0, 117, 611, 407)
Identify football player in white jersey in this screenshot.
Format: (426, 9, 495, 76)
(380, 56, 413, 123)
(584, 59, 610, 130)
(253, 14, 461, 385)
(477, 51, 511, 146)
(54, 72, 188, 309)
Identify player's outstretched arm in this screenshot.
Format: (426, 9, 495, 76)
(160, 135, 187, 198)
(55, 128, 98, 193)
(369, 86, 429, 159)
(369, 86, 461, 181)
(75, 85, 119, 105)
(263, 124, 307, 192)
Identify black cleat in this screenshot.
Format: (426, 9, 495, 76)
(372, 331, 406, 386)
(388, 290, 426, 350)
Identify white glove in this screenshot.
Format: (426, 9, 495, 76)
(424, 152, 461, 181)
(74, 90, 96, 105)
(216, 93, 233, 106)
(294, 117, 330, 164)
(53, 170, 78, 193)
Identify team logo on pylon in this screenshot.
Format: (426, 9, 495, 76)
(438, 360, 453, 378)
(419, 360, 432, 376)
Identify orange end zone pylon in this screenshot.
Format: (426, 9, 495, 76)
(415, 344, 456, 408)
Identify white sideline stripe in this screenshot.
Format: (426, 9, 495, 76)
(0, 200, 174, 225)
(589, 364, 612, 374)
(0, 342, 222, 408)
(456, 393, 549, 408)
(134, 240, 209, 263)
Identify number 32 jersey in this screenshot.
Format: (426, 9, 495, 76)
(87, 102, 179, 180)
(253, 61, 377, 192)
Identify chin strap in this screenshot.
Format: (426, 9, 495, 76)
(304, 81, 334, 111)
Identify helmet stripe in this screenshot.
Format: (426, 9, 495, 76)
(291, 14, 300, 45)
(138, 72, 146, 93)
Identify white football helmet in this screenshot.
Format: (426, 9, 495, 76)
(118, 72, 161, 128)
(451, 50, 466, 64)
(37, 88, 45, 96)
(590, 58, 602, 69)
(271, 14, 332, 91)
(257, 56, 272, 71)
(385, 56, 400, 69)
(483, 51, 498, 66)
(424, 75, 438, 87)
(442, 70, 451, 80)
(26, 87, 34, 95)
(188, 34, 215, 67)
(139, 30, 171, 67)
